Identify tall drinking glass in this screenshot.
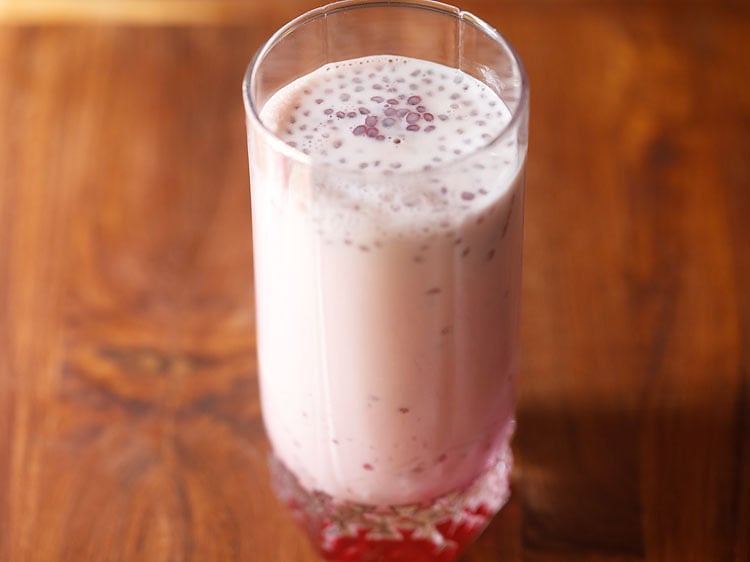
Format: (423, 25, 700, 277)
(243, 1, 528, 559)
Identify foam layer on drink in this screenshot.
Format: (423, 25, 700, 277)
(250, 55, 524, 505)
(261, 55, 512, 170)
(258, 55, 519, 236)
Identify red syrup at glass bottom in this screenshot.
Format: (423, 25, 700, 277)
(314, 506, 491, 561)
(270, 448, 512, 562)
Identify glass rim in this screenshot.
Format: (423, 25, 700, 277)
(242, 0, 529, 178)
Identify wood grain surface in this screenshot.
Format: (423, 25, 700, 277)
(1, 1, 749, 561)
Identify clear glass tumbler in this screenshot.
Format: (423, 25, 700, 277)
(243, 1, 528, 560)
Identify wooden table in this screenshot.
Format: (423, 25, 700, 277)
(1, 1, 748, 560)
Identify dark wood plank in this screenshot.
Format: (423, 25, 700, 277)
(1, 0, 749, 25)
(0, 26, 297, 562)
(514, 7, 750, 562)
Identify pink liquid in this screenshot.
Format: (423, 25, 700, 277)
(248, 55, 525, 556)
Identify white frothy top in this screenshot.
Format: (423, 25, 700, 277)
(257, 55, 521, 236)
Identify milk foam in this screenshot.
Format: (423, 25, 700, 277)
(259, 56, 519, 234)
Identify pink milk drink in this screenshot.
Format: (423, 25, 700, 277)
(243, 2, 528, 560)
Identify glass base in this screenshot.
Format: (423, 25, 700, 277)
(270, 446, 512, 561)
